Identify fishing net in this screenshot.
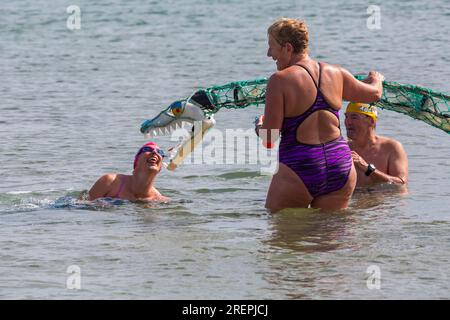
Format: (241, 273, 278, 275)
(197, 76, 450, 134)
(354, 75, 450, 133)
(195, 78, 268, 114)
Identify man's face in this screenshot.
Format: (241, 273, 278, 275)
(344, 112, 373, 139)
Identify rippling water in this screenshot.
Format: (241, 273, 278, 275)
(1, 0, 449, 299)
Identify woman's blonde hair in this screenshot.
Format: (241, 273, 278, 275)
(267, 18, 309, 54)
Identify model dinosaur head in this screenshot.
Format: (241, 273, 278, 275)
(140, 89, 219, 137)
(140, 100, 205, 137)
(140, 90, 218, 170)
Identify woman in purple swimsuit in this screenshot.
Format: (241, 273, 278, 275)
(256, 18, 384, 212)
(89, 142, 169, 202)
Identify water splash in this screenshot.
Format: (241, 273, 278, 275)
(0, 190, 128, 214)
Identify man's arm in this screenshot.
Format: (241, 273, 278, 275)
(352, 142, 408, 185)
(368, 168, 406, 185)
(385, 141, 408, 184)
(88, 174, 116, 200)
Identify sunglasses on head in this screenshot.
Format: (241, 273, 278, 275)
(138, 146, 166, 158)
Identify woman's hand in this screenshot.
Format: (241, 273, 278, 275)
(362, 71, 385, 84)
(254, 115, 264, 136)
(254, 115, 274, 148)
(255, 115, 264, 126)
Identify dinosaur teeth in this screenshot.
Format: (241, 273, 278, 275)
(182, 122, 192, 130)
(146, 123, 186, 136)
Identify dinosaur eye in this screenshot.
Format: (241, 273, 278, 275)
(170, 101, 184, 117)
(172, 107, 182, 116)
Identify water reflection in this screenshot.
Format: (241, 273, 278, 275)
(351, 184, 409, 211)
(260, 186, 409, 298)
(265, 208, 356, 253)
(265, 183, 408, 254)
(260, 209, 357, 298)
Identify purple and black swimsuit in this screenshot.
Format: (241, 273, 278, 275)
(278, 62, 352, 198)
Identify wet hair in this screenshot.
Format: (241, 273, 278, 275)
(268, 18, 309, 54)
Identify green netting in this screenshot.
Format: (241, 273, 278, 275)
(202, 78, 268, 111)
(201, 76, 450, 134)
(354, 75, 450, 134)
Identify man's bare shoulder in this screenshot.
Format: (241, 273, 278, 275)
(377, 135, 405, 153)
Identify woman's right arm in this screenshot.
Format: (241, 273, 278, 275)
(258, 72, 284, 147)
(341, 68, 384, 103)
(88, 174, 116, 200)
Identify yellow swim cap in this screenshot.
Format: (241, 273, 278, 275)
(346, 102, 378, 121)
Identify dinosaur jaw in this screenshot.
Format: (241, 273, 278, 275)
(140, 93, 217, 170)
(142, 118, 189, 137)
(140, 100, 207, 137)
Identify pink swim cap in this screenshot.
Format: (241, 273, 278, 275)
(133, 142, 160, 169)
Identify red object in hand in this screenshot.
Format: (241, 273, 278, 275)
(256, 115, 274, 148)
(264, 141, 274, 149)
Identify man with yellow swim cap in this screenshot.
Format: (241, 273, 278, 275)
(345, 102, 408, 187)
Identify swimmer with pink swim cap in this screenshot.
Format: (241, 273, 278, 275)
(133, 141, 167, 170)
(89, 142, 169, 202)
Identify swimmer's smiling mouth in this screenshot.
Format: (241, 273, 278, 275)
(147, 155, 159, 166)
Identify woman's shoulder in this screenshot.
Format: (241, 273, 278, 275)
(267, 71, 289, 92)
(269, 68, 302, 87)
(97, 173, 130, 187)
(100, 173, 119, 183)
(319, 61, 346, 76)
(269, 70, 289, 81)
(89, 173, 122, 200)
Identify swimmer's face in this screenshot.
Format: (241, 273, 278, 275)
(267, 34, 290, 71)
(136, 147, 164, 173)
(345, 112, 374, 139)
